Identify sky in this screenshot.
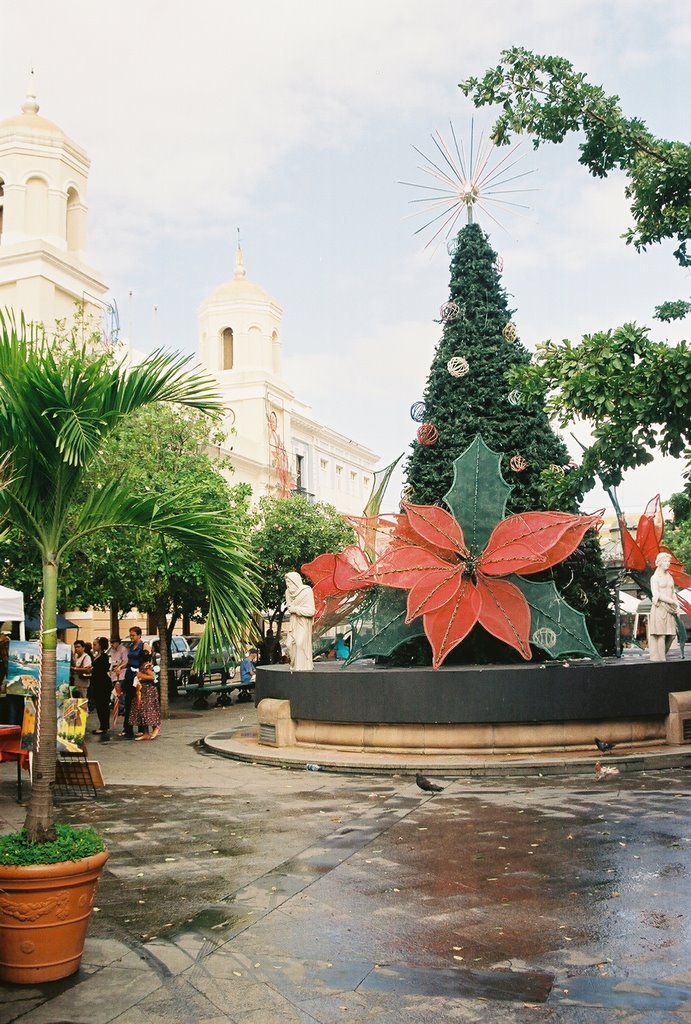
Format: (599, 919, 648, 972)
(2, 0, 689, 515)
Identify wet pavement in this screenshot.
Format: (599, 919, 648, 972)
(0, 703, 689, 1022)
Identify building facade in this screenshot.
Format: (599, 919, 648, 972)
(198, 247, 379, 515)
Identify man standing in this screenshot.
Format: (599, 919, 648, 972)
(71, 640, 92, 699)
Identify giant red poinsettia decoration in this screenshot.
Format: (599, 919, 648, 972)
(619, 495, 691, 587)
(303, 543, 373, 619)
(303, 514, 401, 622)
(619, 495, 691, 613)
(365, 502, 602, 669)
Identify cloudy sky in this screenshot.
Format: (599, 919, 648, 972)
(3, 1, 689, 513)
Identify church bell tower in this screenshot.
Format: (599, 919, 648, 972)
(0, 80, 108, 329)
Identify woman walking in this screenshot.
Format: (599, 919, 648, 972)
(129, 650, 161, 740)
(90, 636, 112, 741)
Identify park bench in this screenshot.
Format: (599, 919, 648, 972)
(177, 666, 254, 710)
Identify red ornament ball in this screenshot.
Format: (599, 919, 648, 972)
(417, 423, 439, 446)
(510, 453, 528, 472)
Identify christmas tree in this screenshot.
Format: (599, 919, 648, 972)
(404, 222, 614, 656)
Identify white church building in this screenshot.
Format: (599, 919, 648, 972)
(198, 245, 379, 514)
(0, 89, 379, 518)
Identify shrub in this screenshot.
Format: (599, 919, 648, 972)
(0, 823, 105, 866)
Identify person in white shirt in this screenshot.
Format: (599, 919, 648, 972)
(71, 640, 92, 700)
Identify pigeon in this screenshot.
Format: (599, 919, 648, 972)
(594, 761, 620, 780)
(594, 738, 616, 754)
(415, 773, 444, 793)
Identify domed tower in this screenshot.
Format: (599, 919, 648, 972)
(198, 245, 283, 378)
(0, 82, 108, 328)
(198, 244, 295, 496)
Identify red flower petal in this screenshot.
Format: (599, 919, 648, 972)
(619, 516, 647, 572)
(369, 545, 453, 590)
(423, 576, 481, 669)
(345, 514, 399, 559)
(402, 502, 467, 556)
(476, 576, 532, 660)
(302, 551, 339, 607)
(482, 512, 602, 576)
(406, 568, 462, 622)
(332, 545, 372, 591)
(660, 547, 691, 590)
(636, 516, 662, 568)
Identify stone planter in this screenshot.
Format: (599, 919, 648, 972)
(0, 849, 109, 984)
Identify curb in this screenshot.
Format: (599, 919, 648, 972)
(203, 727, 691, 778)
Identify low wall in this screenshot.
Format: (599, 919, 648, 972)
(255, 659, 689, 753)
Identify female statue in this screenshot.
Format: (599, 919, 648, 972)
(649, 552, 680, 662)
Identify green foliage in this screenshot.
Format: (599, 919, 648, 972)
(510, 325, 691, 494)
(250, 495, 355, 623)
(0, 823, 104, 866)
(666, 486, 691, 571)
(460, 47, 691, 266)
(80, 404, 253, 629)
(667, 489, 691, 524)
(655, 301, 691, 323)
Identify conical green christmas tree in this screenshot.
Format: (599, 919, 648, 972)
(404, 221, 614, 655)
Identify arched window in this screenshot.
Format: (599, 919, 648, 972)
(222, 327, 234, 370)
(25, 176, 48, 237)
(66, 187, 80, 251)
(271, 329, 280, 374)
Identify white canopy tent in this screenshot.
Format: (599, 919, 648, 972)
(0, 585, 25, 639)
(618, 591, 640, 615)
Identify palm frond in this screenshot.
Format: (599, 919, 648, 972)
(105, 349, 223, 420)
(65, 481, 261, 662)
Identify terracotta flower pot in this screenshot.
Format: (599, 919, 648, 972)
(0, 849, 109, 984)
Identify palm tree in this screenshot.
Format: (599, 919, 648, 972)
(0, 314, 260, 842)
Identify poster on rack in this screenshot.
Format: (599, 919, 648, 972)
(57, 698, 88, 752)
(20, 697, 36, 751)
(5, 641, 72, 697)
(19, 696, 88, 753)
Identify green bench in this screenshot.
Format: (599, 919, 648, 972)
(179, 669, 254, 710)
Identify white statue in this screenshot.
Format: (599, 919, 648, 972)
(285, 572, 315, 671)
(649, 552, 680, 662)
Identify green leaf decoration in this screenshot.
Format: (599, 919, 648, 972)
(443, 434, 512, 554)
(510, 576, 600, 660)
(363, 454, 403, 521)
(345, 588, 426, 665)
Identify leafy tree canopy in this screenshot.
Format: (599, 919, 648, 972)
(84, 404, 252, 631)
(250, 495, 354, 632)
(461, 49, 691, 498)
(510, 323, 691, 498)
(459, 47, 691, 269)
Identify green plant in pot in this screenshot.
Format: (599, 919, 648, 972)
(0, 314, 260, 983)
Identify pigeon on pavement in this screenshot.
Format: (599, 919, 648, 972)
(594, 737, 616, 754)
(416, 773, 444, 793)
